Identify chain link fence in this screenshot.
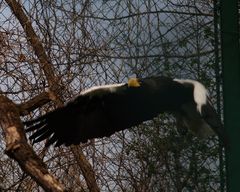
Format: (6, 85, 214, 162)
(0, 0, 226, 191)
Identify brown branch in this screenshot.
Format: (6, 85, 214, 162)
(68, 10, 213, 21)
(5, 0, 63, 106)
(71, 146, 100, 192)
(5, 0, 56, 87)
(17, 92, 51, 116)
(0, 96, 65, 192)
(5, 1, 100, 191)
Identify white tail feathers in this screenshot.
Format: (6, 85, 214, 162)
(174, 79, 208, 114)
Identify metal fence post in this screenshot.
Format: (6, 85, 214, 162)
(220, 0, 240, 191)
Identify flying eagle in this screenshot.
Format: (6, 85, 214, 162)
(24, 76, 228, 147)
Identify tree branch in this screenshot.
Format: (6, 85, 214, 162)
(0, 96, 65, 192)
(17, 92, 51, 116)
(71, 146, 100, 192)
(5, 0, 57, 87)
(5, 0, 63, 106)
(5, 1, 100, 191)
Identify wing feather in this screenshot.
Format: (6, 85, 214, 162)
(24, 77, 195, 147)
(201, 100, 229, 147)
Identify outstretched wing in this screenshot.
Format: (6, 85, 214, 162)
(24, 76, 194, 147)
(24, 83, 158, 146)
(24, 103, 82, 146)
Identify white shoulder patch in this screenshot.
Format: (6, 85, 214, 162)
(173, 79, 209, 114)
(80, 83, 125, 95)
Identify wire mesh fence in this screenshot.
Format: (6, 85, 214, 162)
(0, 0, 226, 191)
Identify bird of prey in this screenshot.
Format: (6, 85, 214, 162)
(24, 76, 228, 147)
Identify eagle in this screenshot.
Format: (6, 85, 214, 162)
(24, 76, 228, 147)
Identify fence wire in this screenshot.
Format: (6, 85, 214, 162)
(0, 0, 226, 191)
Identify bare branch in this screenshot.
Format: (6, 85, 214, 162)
(5, 0, 64, 107)
(4, 1, 100, 190)
(71, 146, 100, 192)
(5, 0, 57, 88)
(17, 92, 51, 116)
(0, 95, 65, 192)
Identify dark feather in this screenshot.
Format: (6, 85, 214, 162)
(201, 101, 229, 147)
(24, 76, 227, 147)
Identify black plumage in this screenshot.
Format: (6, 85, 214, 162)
(24, 76, 227, 147)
